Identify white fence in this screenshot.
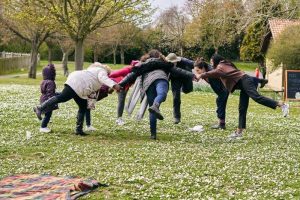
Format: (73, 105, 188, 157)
(0, 52, 32, 75)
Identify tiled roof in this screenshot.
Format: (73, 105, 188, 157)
(269, 19, 300, 40)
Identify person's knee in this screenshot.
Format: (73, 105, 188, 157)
(160, 93, 167, 102)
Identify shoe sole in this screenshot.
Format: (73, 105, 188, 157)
(33, 107, 42, 120)
(148, 108, 164, 120)
(75, 133, 89, 136)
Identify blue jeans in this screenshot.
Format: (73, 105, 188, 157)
(146, 79, 169, 134)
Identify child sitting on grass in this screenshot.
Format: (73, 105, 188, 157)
(39, 64, 58, 133)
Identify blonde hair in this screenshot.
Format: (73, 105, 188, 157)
(90, 62, 112, 74)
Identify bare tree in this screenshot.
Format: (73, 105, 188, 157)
(156, 6, 188, 56)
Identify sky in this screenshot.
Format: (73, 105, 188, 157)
(150, 0, 186, 20)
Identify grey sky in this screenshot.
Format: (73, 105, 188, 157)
(151, 0, 186, 10)
(150, 0, 186, 20)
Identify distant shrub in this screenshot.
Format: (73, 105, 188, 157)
(267, 25, 300, 71)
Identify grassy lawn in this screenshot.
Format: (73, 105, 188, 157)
(234, 61, 258, 72)
(0, 61, 125, 85)
(0, 66, 300, 199)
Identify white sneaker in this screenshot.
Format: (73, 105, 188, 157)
(281, 103, 289, 117)
(86, 125, 97, 132)
(40, 127, 51, 133)
(228, 131, 243, 139)
(116, 118, 125, 126)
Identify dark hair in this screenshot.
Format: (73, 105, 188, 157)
(148, 49, 161, 58)
(211, 54, 238, 69)
(194, 58, 210, 71)
(211, 54, 224, 68)
(42, 64, 56, 81)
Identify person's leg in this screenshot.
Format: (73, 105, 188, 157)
(86, 109, 91, 126)
(229, 88, 249, 139)
(182, 77, 193, 94)
(41, 111, 52, 128)
(73, 96, 88, 136)
(238, 89, 249, 131)
(209, 78, 228, 129)
(171, 79, 182, 122)
(34, 85, 75, 120)
(240, 75, 278, 109)
(251, 77, 268, 88)
(154, 80, 168, 104)
(213, 90, 229, 129)
(149, 80, 169, 120)
(146, 84, 157, 139)
(85, 109, 97, 131)
(117, 90, 128, 122)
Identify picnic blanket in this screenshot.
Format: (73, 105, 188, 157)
(0, 174, 104, 200)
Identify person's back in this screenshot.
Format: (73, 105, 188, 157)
(66, 63, 114, 99)
(141, 68, 168, 94)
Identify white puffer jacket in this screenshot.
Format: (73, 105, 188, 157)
(65, 63, 116, 99)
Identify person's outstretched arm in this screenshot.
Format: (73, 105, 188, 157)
(200, 67, 225, 79)
(169, 66, 195, 79)
(131, 58, 173, 75)
(180, 58, 194, 69)
(118, 72, 138, 88)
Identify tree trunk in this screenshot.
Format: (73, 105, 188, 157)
(180, 46, 183, 56)
(75, 39, 84, 70)
(113, 48, 117, 65)
(48, 47, 52, 64)
(214, 47, 219, 54)
(62, 51, 69, 77)
(93, 45, 99, 62)
(28, 42, 39, 79)
(120, 46, 125, 65)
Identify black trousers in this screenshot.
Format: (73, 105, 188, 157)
(171, 78, 193, 119)
(86, 109, 91, 126)
(209, 78, 229, 121)
(42, 85, 88, 124)
(236, 75, 278, 129)
(117, 90, 128, 118)
(41, 111, 52, 128)
(56, 85, 87, 114)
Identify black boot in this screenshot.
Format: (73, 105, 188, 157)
(148, 102, 164, 120)
(150, 132, 157, 140)
(75, 112, 88, 136)
(33, 96, 59, 120)
(211, 123, 226, 130)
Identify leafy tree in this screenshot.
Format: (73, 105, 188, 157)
(240, 0, 299, 62)
(184, 0, 244, 55)
(240, 21, 265, 62)
(36, 0, 151, 70)
(267, 25, 300, 71)
(0, 0, 54, 78)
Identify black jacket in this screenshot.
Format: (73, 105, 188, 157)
(119, 59, 194, 88)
